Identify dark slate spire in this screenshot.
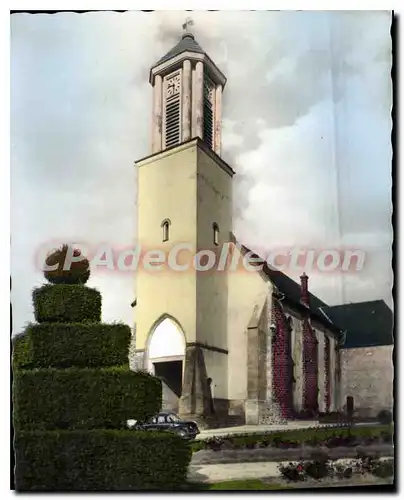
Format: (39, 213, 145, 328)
(153, 33, 206, 68)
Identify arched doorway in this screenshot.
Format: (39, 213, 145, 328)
(147, 316, 186, 412)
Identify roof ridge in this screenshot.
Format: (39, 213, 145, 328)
(230, 232, 328, 307)
(324, 299, 386, 310)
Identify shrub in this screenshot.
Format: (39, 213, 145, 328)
(333, 464, 353, 479)
(377, 409, 393, 425)
(12, 334, 32, 370)
(333, 454, 394, 480)
(324, 433, 357, 448)
(278, 462, 305, 482)
(44, 245, 90, 285)
(278, 455, 394, 483)
(206, 437, 224, 452)
(381, 431, 393, 444)
(304, 459, 330, 480)
(26, 322, 131, 368)
(354, 451, 379, 476)
(14, 367, 161, 431)
(372, 460, 394, 479)
(15, 430, 192, 491)
(279, 451, 332, 482)
(33, 284, 101, 323)
(14, 268, 193, 491)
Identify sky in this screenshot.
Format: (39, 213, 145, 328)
(10, 10, 393, 334)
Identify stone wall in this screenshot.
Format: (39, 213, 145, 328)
(329, 336, 337, 411)
(201, 348, 228, 400)
(341, 345, 394, 417)
(317, 331, 326, 413)
(244, 291, 287, 425)
(324, 335, 331, 412)
(128, 327, 145, 371)
(245, 399, 286, 425)
(227, 246, 269, 402)
(291, 316, 304, 412)
(302, 318, 318, 414)
(335, 345, 342, 410)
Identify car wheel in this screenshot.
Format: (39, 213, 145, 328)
(176, 429, 187, 438)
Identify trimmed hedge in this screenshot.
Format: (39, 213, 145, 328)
(12, 334, 32, 370)
(15, 430, 192, 491)
(44, 245, 90, 285)
(377, 409, 393, 424)
(14, 367, 161, 430)
(13, 269, 191, 491)
(33, 284, 101, 324)
(25, 322, 131, 368)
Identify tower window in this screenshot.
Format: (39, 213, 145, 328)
(162, 219, 171, 242)
(163, 71, 182, 149)
(203, 76, 215, 149)
(213, 223, 219, 246)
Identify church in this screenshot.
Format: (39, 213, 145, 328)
(129, 28, 352, 427)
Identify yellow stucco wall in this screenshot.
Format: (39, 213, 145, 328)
(135, 140, 233, 365)
(195, 146, 232, 351)
(135, 142, 199, 350)
(227, 244, 271, 401)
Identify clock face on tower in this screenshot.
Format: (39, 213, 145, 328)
(166, 74, 181, 97)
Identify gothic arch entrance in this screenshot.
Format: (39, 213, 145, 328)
(146, 316, 186, 412)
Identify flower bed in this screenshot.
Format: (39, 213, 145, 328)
(278, 451, 394, 483)
(191, 424, 393, 453)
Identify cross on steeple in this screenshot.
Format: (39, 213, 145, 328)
(182, 17, 194, 34)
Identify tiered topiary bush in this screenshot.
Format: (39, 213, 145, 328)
(13, 246, 191, 491)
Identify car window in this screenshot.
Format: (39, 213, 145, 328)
(167, 414, 180, 423)
(148, 416, 157, 424)
(157, 415, 166, 424)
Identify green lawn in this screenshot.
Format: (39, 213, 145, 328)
(209, 479, 286, 490)
(187, 480, 287, 491)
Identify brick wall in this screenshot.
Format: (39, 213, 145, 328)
(271, 299, 293, 418)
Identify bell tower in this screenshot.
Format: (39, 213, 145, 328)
(134, 24, 234, 422)
(149, 24, 226, 155)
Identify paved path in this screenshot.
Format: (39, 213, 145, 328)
(189, 462, 282, 483)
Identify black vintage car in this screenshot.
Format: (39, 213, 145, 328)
(130, 412, 200, 440)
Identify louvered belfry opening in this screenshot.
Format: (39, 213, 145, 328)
(164, 71, 182, 149)
(203, 75, 214, 149)
(166, 98, 181, 147)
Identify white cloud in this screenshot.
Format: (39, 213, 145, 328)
(10, 11, 393, 333)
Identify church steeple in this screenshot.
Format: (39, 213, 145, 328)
(149, 24, 226, 156)
(135, 21, 233, 419)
